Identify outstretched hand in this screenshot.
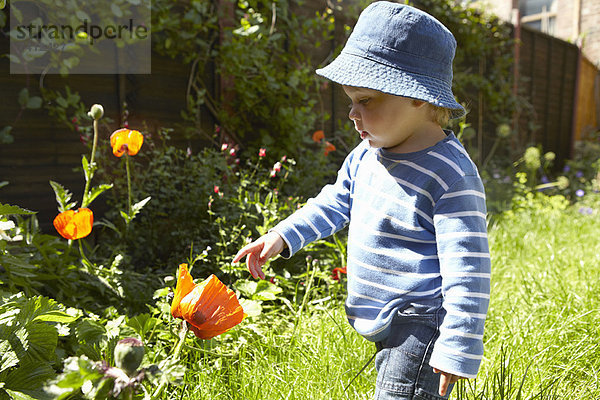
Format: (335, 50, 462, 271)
(232, 231, 285, 279)
(433, 368, 464, 397)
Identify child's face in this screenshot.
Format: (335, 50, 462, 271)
(343, 85, 433, 152)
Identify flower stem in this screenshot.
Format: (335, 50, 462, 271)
(150, 321, 188, 400)
(82, 119, 99, 207)
(78, 239, 92, 271)
(123, 387, 133, 400)
(126, 154, 132, 219)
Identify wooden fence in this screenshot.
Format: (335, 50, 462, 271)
(0, 34, 199, 227)
(1, 3, 597, 231)
(574, 55, 599, 141)
(516, 25, 580, 164)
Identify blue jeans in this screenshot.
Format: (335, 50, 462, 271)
(373, 308, 453, 400)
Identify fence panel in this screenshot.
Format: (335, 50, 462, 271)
(517, 26, 579, 164)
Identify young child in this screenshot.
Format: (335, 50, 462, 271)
(233, 2, 490, 399)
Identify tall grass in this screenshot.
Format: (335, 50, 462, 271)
(461, 207, 600, 399)
(166, 305, 377, 399)
(162, 206, 600, 399)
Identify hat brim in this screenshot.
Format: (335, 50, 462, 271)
(316, 52, 466, 120)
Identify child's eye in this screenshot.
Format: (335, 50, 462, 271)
(347, 98, 370, 108)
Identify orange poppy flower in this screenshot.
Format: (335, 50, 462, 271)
(324, 141, 336, 156)
(110, 128, 144, 157)
(332, 266, 347, 281)
(53, 208, 94, 240)
(312, 130, 324, 143)
(171, 263, 246, 339)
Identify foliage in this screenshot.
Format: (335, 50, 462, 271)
(150, 0, 352, 196)
(404, 0, 520, 168)
(0, 106, 156, 315)
(0, 292, 78, 399)
(95, 128, 301, 277)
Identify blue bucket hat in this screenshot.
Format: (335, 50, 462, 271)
(317, 1, 465, 119)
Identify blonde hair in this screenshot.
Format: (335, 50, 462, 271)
(427, 104, 451, 127)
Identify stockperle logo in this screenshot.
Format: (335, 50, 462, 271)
(9, 0, 151, 74)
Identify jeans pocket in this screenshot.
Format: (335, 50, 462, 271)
(375, 314, 439, 396)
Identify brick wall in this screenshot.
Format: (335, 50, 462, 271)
(554, 0, 575, 41)
(580, 0, 600, 66)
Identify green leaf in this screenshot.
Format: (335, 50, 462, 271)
(0, 203, 35, 216)
(0, 340, 19, 373)
(7, 54, 21, 64)
(111, 3, 123, 17)
(17, 89, 28, 107)
(127, 313, 159, 339)
(22, 322, 57, 363)
(131, 196, 151, 215)
(122, 196, 151, 224)
(81, 156, 97, 186)
(55, 97, 68, 108)
(75, 320, 106, 342)
(67, 92, 80, 105)
(0, 320, 58, 366)
(34, 311, 77, 324)
(0, 126, 13, 144)
(0, 181, 8, 189)
(93, 218, 121, 237)
(239, 298, 262, 317)
(82, 184, 112, 208)
(235, 280, 258, 297)
(49, 181, 76, 213)
(0, 254, 37, 278)
(25, 97, 42, 109)
(0, 0, 6, 10)
(75, 10, 89, 21)
(3, 362, 55, 391)
(4, 388, 42, 400)
(42, 356, 103, 399)
(120, 210, 131, 224)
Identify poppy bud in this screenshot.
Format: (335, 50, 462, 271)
(496, 123, 511, 139)
(164, 276, 176, 287)
(88, 104, 104, 120)
(114, 338, 144, 376)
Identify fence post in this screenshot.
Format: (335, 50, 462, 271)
(511, 7, 521, 154)
(216, 0, 237, 147)
(570, 47, 582, 159)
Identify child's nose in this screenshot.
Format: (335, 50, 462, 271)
(348, 106, 360, 121)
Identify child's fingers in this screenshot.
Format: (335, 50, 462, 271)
(233, 242, 260, 263)
(438, 373, 451, 396)
(259, 241, 278, 260)
(259, 244, 270, 259)
(248, 250, 266, 279)
(248, 252, 265, 279)
(247, 251, 258, 279)
(232, 247, 249, 263)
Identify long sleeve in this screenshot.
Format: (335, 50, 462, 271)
(429, 175, 491, 378)
(271, 142, 369, 258)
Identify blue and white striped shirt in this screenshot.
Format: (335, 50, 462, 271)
(272, 133, 490, 378)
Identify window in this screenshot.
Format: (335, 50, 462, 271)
(520, 0, 557, 35)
